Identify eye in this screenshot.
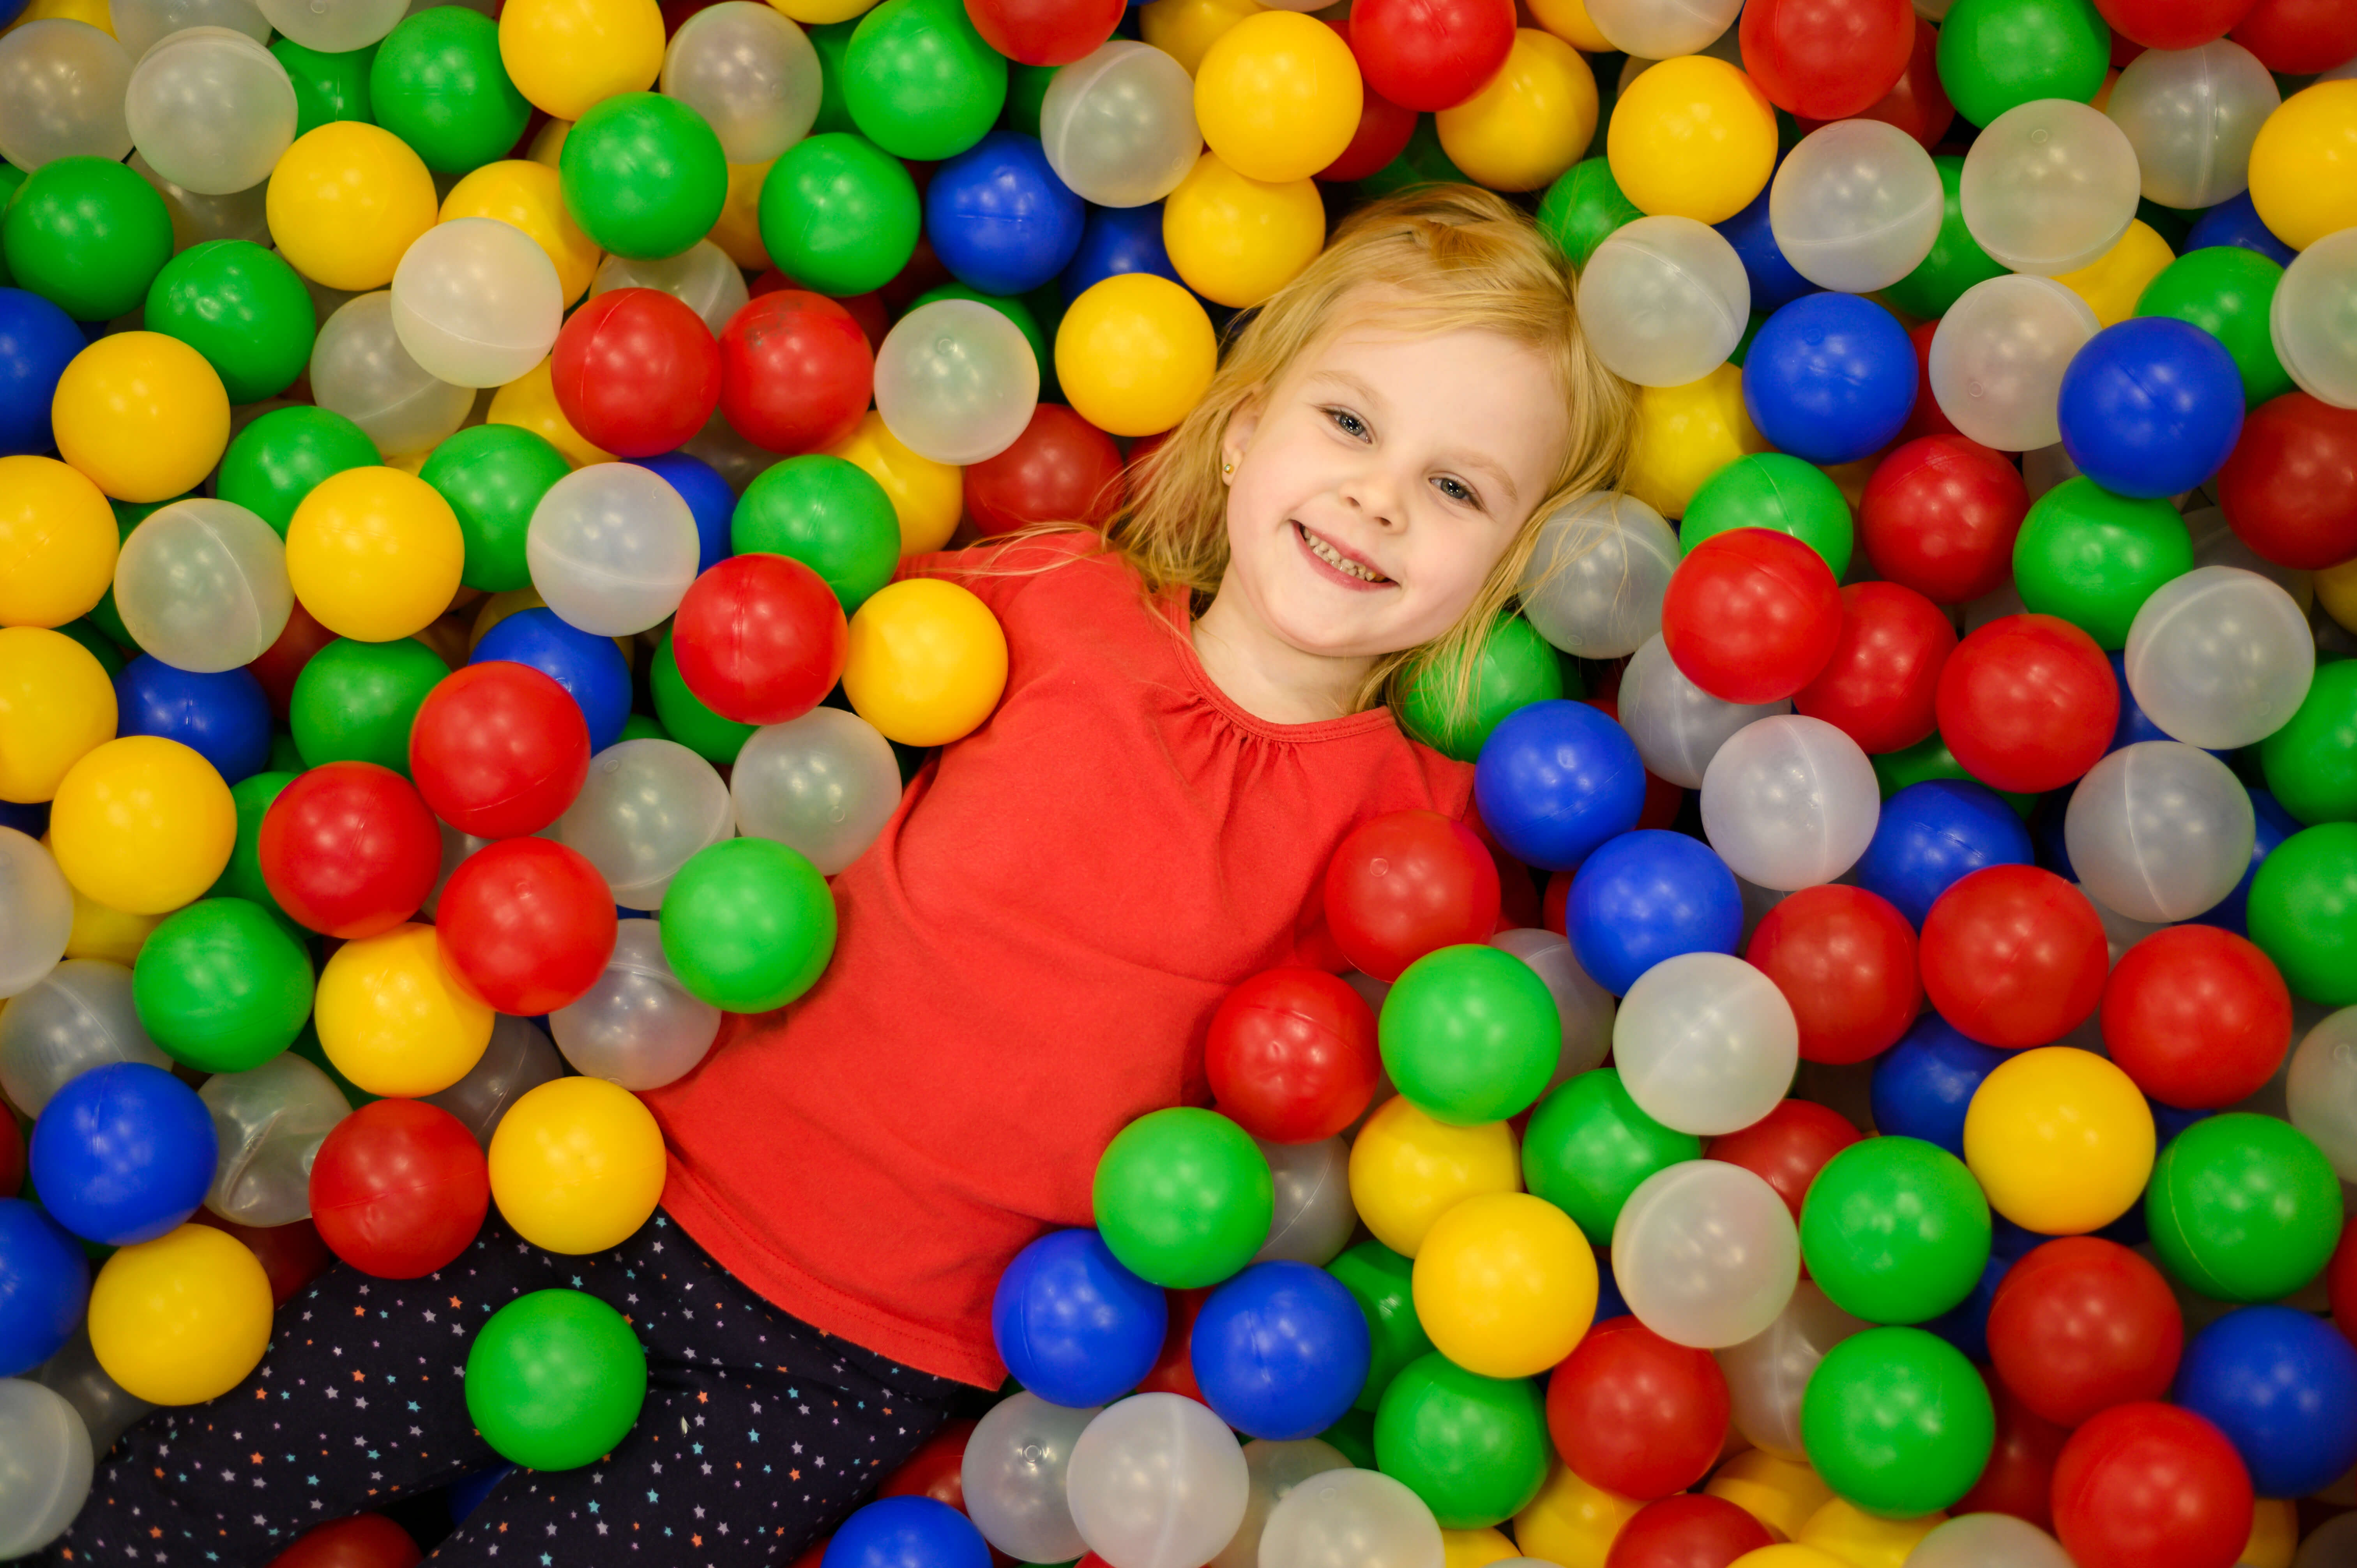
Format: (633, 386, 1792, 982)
(1324, 406, 1369, 440)
(1432, 475, 1480, 507)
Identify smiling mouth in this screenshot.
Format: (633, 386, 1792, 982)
(1294, 521, 1393, 586)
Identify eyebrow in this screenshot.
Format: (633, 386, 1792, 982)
(1304, 368, 1522, 505)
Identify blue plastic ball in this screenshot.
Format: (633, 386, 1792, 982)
(1740, 292, 1917, 465)
(2173, 1304, 2357, 1499)
(1189, 1260, 1371, 1441)
(0, 287, 84, 456)
(1869, 1013, 2009, 1158)
(1564, 829, 1742, 996)
(113, 656, 274, 786)
(823, 1496, 992, 1568)
(989, 1227, 1167, 1409)
(1060, 203, 1181, 306)
(628, 452, 735, 576)
(2057, 317, 2246, 500)
(1852, 778, 2034, 927)
(1923, 1254, 2008, 1366)
(446, 1462, 516, 1524)
(471, 607, 633, 755)
(1716, 185, 1818, 315)
(1472, 699, 1647, 873)
(2184, 196, 2296, 267)
(2188, 786, 2299, 936)
(28, 1061, 217, 1247)
(0, 1196, 89, 1377)
(925, 131, 1086, 298)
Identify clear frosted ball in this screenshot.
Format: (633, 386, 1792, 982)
(1768, 118, 1944, 293)
(2064, 740, 2256, 925)
(1617, 633, 1792, 789)
(526, 463, 702, 636)
(1585, 0, 1742, 59)
(730, 708, 902, 876)
(111, 0, 270, 57)
(199, 1052, 351, 1227)
(1612, 1158, 1800, 1349)
(2123, 564, 2316, 750)
(389, 217, 565, 388)
(1611, 950, 1799, 1137)
(1928, 274, 2100, 451)
(124, 27, 295, 196)
(1576, 216, 1751, 388)
(1906, 1513, 2077, 1568)
(1715, 1282, 1866, 1459)
(1252, 1466, 1443, 1568)
(113, 497, 294, 672)
(0, 21, 133, 170)
(1212, 1438, 1352, 1568)
(309, 290, 475, 459)
(592, 241, 750, 338)
(2106, 40, 2279, 211)
(874, 298, 1041, 466)
(549, 920, 723, 1091)
(420, 1014, 563, 1148)
(0, 960, 170, 1115)
(34, 1325, 154, 1461)
(130, 150, 273, 252)
(558, 737, 735, 909)
(255, 0, 406, 53)
(2290, 1008, 2357, 1187)
(1067, 1393, 1250, 1568)
(1959, 99, 2141, 275)
(660, 2, 820, 164)
(0, 831, 77, 1001)
(1700, 714, 1881, 891)
(962, 1392, 1100, 1564)
(1040, 41, 1201, 209)
(0, 1381, 93, 1559)
(1518, 491, 1679, 660)
(1490, 927, 1615, 1087)
(1251, 1137, 1355, 1267)
(2272, 226, 2357, 410)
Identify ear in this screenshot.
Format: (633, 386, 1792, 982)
(1219, 394, 1263, 483)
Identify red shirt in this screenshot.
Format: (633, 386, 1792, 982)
(646, 534, 1473, 1386)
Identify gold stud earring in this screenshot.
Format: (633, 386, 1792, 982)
(1221, 461, 1233, 476)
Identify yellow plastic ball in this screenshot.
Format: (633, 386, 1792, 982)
(316, 923, 494, 1097)
(267, 122, 440, 292)
(1436, 30, 1597, 194)
(709, 160, 776, 271)
(286, 467, 466, 643)
(1607, 54, 1779, 224)
(1140, 0, 1262, 77)
(1963, 1045, 2156, 1236)
(529, 117, 573, 167)
(3, 0, 112, 34)
(487, 1075, 666, 1254)
(1795, 1498, 1943, 1568)
(1731, 1549, 1852, 1568)
(63, 881, 163, 966)
(1347, 1096, 1521, 1257)
(767, 0, 875, 24)
(1194, 12, 1362, 184)
(2320, 556, 2357, 634)
(0, 627, 117, 802)
(2248, 80, 2357, 253)
(440, 160, 604, 304)
(49, 334, 231, 506)
(1709, 1449, 1833, 1542)
(488, 356, 615, 468)
(88, 1224, 274, 1405)
(1513, 1463, 1642, 1567)
(1623, 362, 1770, 519)
(1525, 0, 1610, 51)
(1057, 273, 1219, 438)
(49, 736, 234, 915)
(2055, 219, 2174, 328)
(498, 0, 666, 120)
(0, 457, 119, 627)
(1162, 150, 1326, 308)
(1442, 1526, 1521, 1568)
(1412, 1190, 1596, 1379)
(828, 411, 963, 555)
(843, 578, 1010, 747)
(2244, 1497, 2298, 1568)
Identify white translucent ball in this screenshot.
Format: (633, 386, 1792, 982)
(199, 1052, 351, 1227)
(1700, 715, 1881, 891)
(1715, 1282, 1867, 1459)
(124, 27, 295, 196)
(389, 217, 564, 388)
(1613, 1158, 1800, 1349)
(0, 1381, 93, 1559)
(1518, 491, 1680, 660)
(1576, 216, 1751, 388)
(1617, 634, 1792, 790)
(1253, 1466, 1443, 1568)
(2123, 565, 2316, 750)
(111, 0, 270, 58)
(2273, 226, 2357, 410)
(1928, 274, 2101, 451)
(1769, 118, 1944, 293)
(0, 21, 133, 170)
(1584, 0, 1742, 60)
(2063, 741, 2256, 925)
(659, 1, 821, 164)
(1067, 1393, 1250, 1568)
(0, 833, 74, 999)
(1959, 99, 2141, 275)
(962, 1392, 1100, 1565)
(1611, 950, 1799, 1137)
(33, 1325, 153, 1461)
(309, 290, 475, 459)
(1212, 1438, 1352, 1568)
(526, 463, 702, 636)
(112, 497, 294, 672)
(129, 150, 273, 252)
(1252, 1137, 1355, 1267)
(255, 0, 405, 53)
(0, 960, 170, 1116)
(419, 1014, 564, 1148)
(874, 299, 1041, 466)
(1906, 1513, 2077, 1568)
(2289, 1008, 2357, 1185)
(549, 919, 723, 1091)
(557, 738, 735, 909)
(592, 241, 751, 338)
(730, 708, 900, 876)
(1040, 41, 1201, 209)
(2105, 40, 2279, 210)
(1491, 927, 1615, 1087)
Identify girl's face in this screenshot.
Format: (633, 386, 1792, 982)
(1217, 315, 1569, 661)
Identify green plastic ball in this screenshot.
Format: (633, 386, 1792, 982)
(218, 406, 383, 537)
(842, 0, 1007, 162)
(465, 1289, 649, 1471)
(292, 637, 450, 773)
(1091, 1107, 1273, 1289)
(208, 770, 295, 915)
(1372, 1352, 1551, 1530)
(2246, 823, 2357, 1008)
(618, 712, 668, 742)
(369, 6, 531, 173)
(807, 18, 857, 136)
(732, 454, 902, 614)
(2012, 477, 2193, 649)
(131, 897, 315, 1074)
(659, 837, 837, 1011)
(1320, 1408, 1378, 1468)
(1325, 1240, 1435, 1413)
(58, 618, 126, 677)
(652, 632, 756, 764)
(0, 164, 22, 287)
(2145, 1111, 2343, 1301)
(272, 37, 376, 137)
(2135, 246, 2293, 409)
(1800, 1136, 1992, 1326)
(1882, 155, 2007, 321)
(2258, 658, 2357, 827)
(1871, 732, 2036, 816)
(758, 132, 921, 297)
(419, 423, 572, 592)
(1398, 616, 1570, 763)
(1681, 453, 1854, 579)
(1538, 157, 1643, 272)
(142, 240, 316, 405)
(1522, 1070, 1700, 1245)
(1934, 0, 2110, 129)
(1, 156, 174, 323)
(1378, 943, 1560, 1125)
(1004, 61, 1057, 139)
(560, 92, 729, 261)
(1801, 1327, 1994, 1518)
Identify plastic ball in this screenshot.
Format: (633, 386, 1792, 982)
(1203, 969, 1376, 1146)
(1801, 1326, 1993, 1519)
(1056, 272, 1217, 437)
(141, 240, 313, 409)
(307, 1097, 487, 1278)
(989, 1228, 1165, 1408)
(1965, 1045, 2155, 1235)
(545, 916, 719, 1088)
(1522, 1068, 1694, 1248)
(29, 1060, 215, 1245)
(1346, 1097, 1519, 1259)
(1860, 436, 2028, 606)
(1192, 12, 1360, 185)
(1662, 528, 1842, 707)
(1984, 1234, 2180, 1431)
(49, 735, 235, 916)
(756, 132, 921, 296)
(2065, 742, 2255, 924)
(1609, 950, 1797, 1140)
(1934, 0, 2110, 127)
(1546, 1314, 1726, 1501)
(257, 761, 439, 938)
(190, 1053, 345, 1230)
(1852, 779, 2031, 931)
(2271, 226, 2357, 411)
(1928, 275, 2101, 451)
(2056, 318, 2246, 501)
(523, 463, 700, 637)
(1404, 1190, 1590, 1384)
(465, 1286, 649, 1469)
(547, 290, 720, 460)
(1518, 492, 1679, 661)
(1744, 886, 1920, 1072)
(0, 19, 131, 170)
(1066, 1393, 1249, 1568)
(840, 576, 1008, 746)
(873, 298, 1041, 466)
(1254, 1469, 1443, 1568)
(1920, 864, 2106, 1050)
(285, 466, 465, 643)
(718, 288, 875, 456)
(0, 958, 169, 1115)
(2172, 1303, 2357, 1501)
(484, 1074, 664, 1254)
(657, 834, 837, 1011)
(132, 897, 312, 1073)
(435, 837, 616, 1017)
(1, 157, 172, 325)
(1374, 1351, 1551, 1529)
(2104, 39, 2278, 213)
(419, 1013, 562, 1150)
(1799, 1135, 1989, 1326)
(111, 498, 293, 676)
(1564, 828, 1743, 997)
(1254, 1136, 1355, 1268)
(385, 217, 563, 392)
(841, 0, 1007, 161)
(1935, 614, 2117, 795)
(314, 923, 492, 1097)
(0, 1197, 87, 1377)
(2121, 564, 2314, 752)
(1583, 0, 1739, 60)
(1768, 119, 1941, 293)
(1612, 1159, 1798, 1350)
(1092, 1106, 1272, 1289)
(1037, 41, 1198, 209)
(670, 552, 848, 727)
(960, 1393, 1095, 1564)
(1605, 55, 1778, 226)
(1574, 217, 1749, 390)
(1698, 714, 1879, 893)
(560, 91, 727, 261)
(368, 5, 529, 174)
(659, 2, 819, 163)
(2247, 79, 2357, 255)
(1790, 583, 1953, 758)
(965, 404, 1124, 540)
(85, 1221, 272, 1405)
(2144, 1111, 2341, 1302)
(1716, 1282, 1867, 1458)
(50, 333, 229, 509)
(2216, 392, 2357, 574)
(1433, 28, 1597, 194)
(266, 122, 437, 291)
(496, 0, 664, 121)
(1742, 292, 1918, 466)
(307, 291, 475, 461)
(1613, 635, 1787, 791)
(1956, 99, 2140, 279)
(472, 609, 631, 754)
(0, 289, 83, 460)
(1161, 150, 1325, 310)
(1607, 1495, 1774, 1568)
(1740, 0, 1915, 121)
(2247, 822, 2357, 1006)
(0, 465, 109, 641)
(123, 26, 294, 199)
(1471, 699, 1646, 876)
(2106, 925, 2290, 1112)
(1191, 1260, 1371, 1439)
(827, 1497, 991, 1568)
(591, 240, 747, 339)
(724, 706, 897, 878)
(924, 131, 1084, 298)
(0, 628, 114, 807)
(1347, 0, 1512, 113)
(2049, 1403, 2253, 1568)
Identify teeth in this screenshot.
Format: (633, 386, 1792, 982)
(1300, 524, 1384, 582)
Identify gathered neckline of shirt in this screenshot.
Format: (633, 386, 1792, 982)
(1140, 573, 1408, 747)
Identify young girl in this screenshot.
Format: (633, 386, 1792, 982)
(49, 184, 1631, 1566)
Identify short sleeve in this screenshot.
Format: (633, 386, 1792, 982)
(896, 530, 1118, 619)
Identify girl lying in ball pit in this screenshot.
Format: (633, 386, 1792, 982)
(48, 184, 1631, 1566)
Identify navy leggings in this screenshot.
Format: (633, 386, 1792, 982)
(44, 1210, 963, 1567)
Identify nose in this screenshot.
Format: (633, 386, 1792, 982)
(1336, 459, 1407, 531)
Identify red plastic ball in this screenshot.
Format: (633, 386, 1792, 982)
(2096, 0, 2255, 48)
(1318, 17, 1417, 181)
(1933, 614, 2117, 796)
(309, 1099, 489, 1279)
(258, 761, 443, 939)
(1133, 1286, 1211, 1402)
(1661, 528, 1842, 705)
(2216, 392, 2357, 571)
(1584, 695, 1684, 831)
(1545, 1316, 1732, 1500)
(1344, 0, 1515, 111)
(1956, 1370, 2067, 1529)
(669, 553, 849, 726)
(1986, 1238, 2184, 1430)
(549, 288, 722, 459)
(191, 1211, 333, 1305)
(1745, 885, 1921, 1067)
(1792, 581, 1956, 755)
(1603, 1493, 1774, 1568)
(1322, 809, 1501, 982)
(876, 1417, 976, 1507)
(962, 403, 1124, 536)
(1897, 320, 1967, 445)
(2329, 1215, 2357, 1349)
(434, 837, 618, 1015)
(264, 1514, 423, 1568)
(963, 0, 1121, 63)
(1739, 0, 1914, 121)
(1859, 436, 2028, 606)
(1705, 1098, 1864, 1222)
(2051, 1403, 2254, 1568)
(1810, 14, 1953, 148)
(2230, 0, 2357, 71)
(717, 290, 875, 456)
(1204, 967, 1380, 1144)
(2100, 925, 2293, 1110)
(246, 598, 336, 720)
(1919, 863, 2108, 1049)
(0, 1114, 21, 1206)
(408, 662, 592, 839)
